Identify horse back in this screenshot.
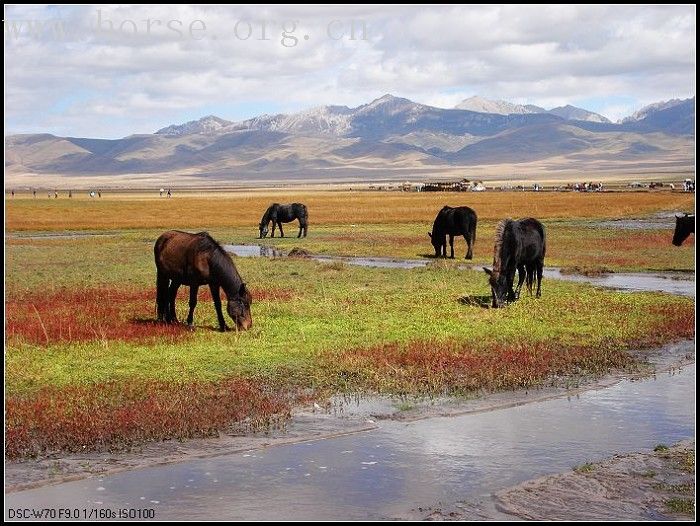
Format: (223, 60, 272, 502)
(434, 206, 476, 235)
(154, 231, 212, 282)
(513, 218, 546, 262)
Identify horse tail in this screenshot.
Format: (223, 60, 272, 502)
(525, 264, 535, 295)
(471, 213, 477, 245)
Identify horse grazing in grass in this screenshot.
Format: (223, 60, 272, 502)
(483, 218, 546, 308)
(672, 214, 695, 246)
(154, 231, 252, 331)
(428, 206, 478, 259)
(259, 203, 308, 238)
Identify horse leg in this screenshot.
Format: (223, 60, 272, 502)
(278, 222, 284, 238)
(209, 283, 228, 331)
(271, 222, 275, 238)
(187, 285, 199, 327)
(504, 271, 516, 302)
(156, 271, 168, 321)
(536, 261, 543, 298)
(514, 265, 526, 299)
(303, 221, 308, 237)
(449, 235, 455, 259)
(167, 281, 180, 323)
(464, 233, 473, 260)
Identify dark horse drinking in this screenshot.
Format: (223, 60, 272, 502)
(154, 231, 252, 331)
(483, 218, 546, 308)
(672, 213, 694, 246)
(259, 203, 308, 238)
(428, 205, 478, 259)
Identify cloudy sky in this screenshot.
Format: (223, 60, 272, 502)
(5, 5, 696, 138)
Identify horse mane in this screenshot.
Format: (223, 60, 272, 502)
(260, 204, 279, 227)
(492, 218, 511, 276)
(196, 232, 243, 296)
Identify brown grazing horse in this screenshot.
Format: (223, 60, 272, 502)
(154, 231, 252, 331)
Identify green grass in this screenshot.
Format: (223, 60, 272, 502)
(4, 227, 695, 457)
(6, 234, 694, 395)
(575, 462, 595, 473)
(665, 497, 695, 515)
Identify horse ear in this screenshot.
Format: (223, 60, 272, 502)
(483, 267, 493, 276)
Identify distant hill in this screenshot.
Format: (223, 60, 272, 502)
(5, 94, 694, 185)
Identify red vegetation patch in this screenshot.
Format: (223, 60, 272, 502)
(251, 287, 296, 302)
(5, 288, 189, 346)
(5, 286, 294, 346)
(6, 377, 298, 459)
(626, 304, 696, 347)
(329, 339, 634, 395)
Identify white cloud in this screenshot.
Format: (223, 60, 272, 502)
(4, 5, 695, 137)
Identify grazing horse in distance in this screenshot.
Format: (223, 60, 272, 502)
(483, 218, 546, 308)
(428, 205, 478, 259)
(672, 214, 695, 246)
(259, 203, 308, 238)
(154, 231, 252, 331)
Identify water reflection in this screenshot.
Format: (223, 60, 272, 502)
(6, 364, 694, 520)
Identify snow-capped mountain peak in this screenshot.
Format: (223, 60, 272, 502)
(455, 96, 543, 115)
(155, 115, 232, 136)
(620, 98, 687, 124)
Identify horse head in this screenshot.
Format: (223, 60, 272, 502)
(428, 231, 442, 256)
(259, 223, 269, 238)
(483, 267, 508, 308)
(227, 282, 253, 330)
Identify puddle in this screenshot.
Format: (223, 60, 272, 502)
(225, 245, 695, 297)
(6, 363, 694, 520)
(548, 268, 695, 297)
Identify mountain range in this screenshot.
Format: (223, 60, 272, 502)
(454, 96, 611, 123)
(6, 95, 695, 186)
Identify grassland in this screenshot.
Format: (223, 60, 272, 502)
(4, 190, 696, 458)
(6, 190, 694, 231)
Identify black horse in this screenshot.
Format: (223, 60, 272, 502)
(259, 203, 308, 238)
(672, 214, 695, 246)
(483, 218, 546, 308)
(154, 230, 252, 331)
(428, 206, 478, 259)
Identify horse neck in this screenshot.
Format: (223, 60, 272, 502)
(210, 251, 242, 299)
(492, 220, 510, 277)
(261, 206, 275, 226)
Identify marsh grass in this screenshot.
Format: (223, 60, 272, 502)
(4, 218, 695, 458)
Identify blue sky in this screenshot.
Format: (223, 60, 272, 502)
(5, 5, 696, 138)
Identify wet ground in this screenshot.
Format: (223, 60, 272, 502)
(224, 244, 696, 297)
(5, 360, 694, 520)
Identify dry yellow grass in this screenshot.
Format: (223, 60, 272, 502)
(5, 191, 694, 231)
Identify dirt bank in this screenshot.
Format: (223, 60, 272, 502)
(495, 440, 695, 520)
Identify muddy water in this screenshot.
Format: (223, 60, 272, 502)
(225, 244, 695, 297)
(6, 363, 694, 520)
